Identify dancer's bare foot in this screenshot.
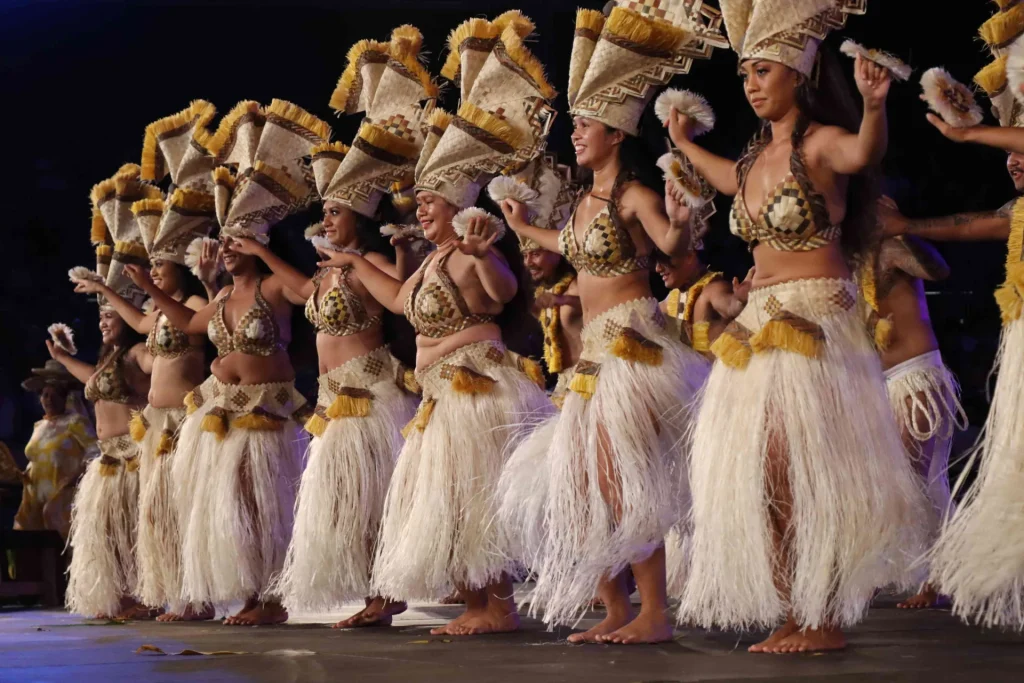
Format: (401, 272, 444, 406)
(770, 625, 846, 654)
(224, 597, 259, 625)
(897, 584, 945, 609)
(430, 609, 473, 636)
(567, 610, 632, 644)
(333, 598, 407, 629)
(450, 605, 520, 636)
(114, 599, 163, 621)
(224, 600, 288, 626)
(748, 617, 800, 653)
(440, 591, 463, 605)
(157, 604, 216, 622)
(597, 609, 674, 644)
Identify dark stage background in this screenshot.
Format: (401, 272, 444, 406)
(0, 1, 1012, 467)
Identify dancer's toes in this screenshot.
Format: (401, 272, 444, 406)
(773, 626, 846, 654)
(596, 611, 673, 645)
(334, 598, 407, 629)
(897, 585, 943, 610)
(451, 608, 519, 636)
(748, 618, 799, 653)
(568, 613, 632, 644)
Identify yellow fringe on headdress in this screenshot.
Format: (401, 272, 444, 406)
(427, 108, 453, 132)
(749, 313, 825, 359)
(357, 122, 420, 160)
(611, 328, 664, 366)
(130, 198, 165, 216)
(95, 244, 113, 260)
(91, 209, 110, 245)
(390, 24, 423, 56)
(568, 369, 597, 400)
(200, 407, 228, 440)
(155, 431, 175, 457)
(141, 99, 217, 181)
(311, 140, 350, 159)
(498, 25, 556, 99)
(980, 3, 1024, 49)
(325, 391, 373, 419)
(330, 39, 390, 112)
(605, 6, 692, 53)
(266, 99, 331, 142)
(441, 18, 499, 81)
(231, 410, 286, 431)
(212, 166, 236, 189)
(129, 411, 148, 443)
(304, 411, 329, 438)
(183, 390, 198, 415)
(710, 322, 753, 369)
(114, 240, 150, 260)
(576, 8, 605, 35)
(385, 28, 439, 99)
(457, 101, 525, 150)
(90, 178, 117, 207)
(252, 160, 309, 202)
(692, 321, 712, 353)
(195, 100, 262, 157)
(450, 366, 497, 394)
(401, 398, 436, 438)
(492, 10, 535, 37)
(99, 459, 119, 477)
(169, 188, 215, 213)
(975, 57, 1008, 96)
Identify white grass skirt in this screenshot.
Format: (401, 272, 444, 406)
(66, 434, 140, 617)
(930, 317, 1024, 627)
(885, 350, 965, 551)
(680, 278, 928, 630)
(501, 298, 710, 626)
(173, 376, 308, 606)
(372, 340, 552, 601)
(133, 404, 187, 612)
(275, 347, 418, 612)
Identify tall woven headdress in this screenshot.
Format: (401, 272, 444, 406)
(312, 25, 438, 219)
(568, 1, 726, 136)
(87, 164, 161, 309)
(415, 11, 557, 209)
(133, 101, 219, 264)
(203, 100, 330, 244)
(719, 0, 866, 77)
(974, 1, 1024, 128)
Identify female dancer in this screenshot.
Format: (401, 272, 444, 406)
(128, 99, 328, 625)
(499, 4, 716, 644)
(669, 1, 927, 653)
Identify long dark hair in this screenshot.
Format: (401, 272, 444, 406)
(735, 46, 880, 264)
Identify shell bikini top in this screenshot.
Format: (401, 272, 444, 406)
(305, 266, 382, 337)
(404, 247, 494, 338)
(208, 277, 284, 357)
(730, 160, 841, 251)
(559, 194, 651, 277)
(146, 312, 196, 359)
(84, 347, 136, 404)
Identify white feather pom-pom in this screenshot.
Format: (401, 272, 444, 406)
(184, 237, 223, 279)
(452, 207, 507, 241)
(304, 222, 324, 240)
(840, 40, 911, 82)
(68, 266, 102, 284)
(309, 235, 337, 253)
(656, 152, 714, 209)
(486, 175, 540, 207)
(1008, 40, 1024, 108)
(920, 67, 983, 128)
(47, 323, 77, 356)
(380, 223, 426, 241)
(654, 89, 715, 136)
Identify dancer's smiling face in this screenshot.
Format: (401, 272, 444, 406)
(150, 259, 184, 295)
(415, 191, 458, 244)
(99, 308, 126, 345)
(523, 248, 563, 285)
(322, 200, 358, 246)
(1008, 153, 1024, 192)
(220, 237, 257, 274)
(571, 116, 623, 169)
(740, 59, 802, 121)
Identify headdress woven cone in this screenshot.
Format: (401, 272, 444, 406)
(974, 2, 1024, 128)
(317, 25, 438, 218)
(568, 1, 727, 136)
(719, 0, 866, 77)
(416, 12, 557, 208)
(89, 164, 161, 308)
(137, 101, 219, 263)
(206, 100, 330, 243)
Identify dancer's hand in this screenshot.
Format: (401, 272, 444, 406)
(457, 216, 501, 258)
(124, 264, 154, 290)
(877, 195, 908, 237)
(196, 238, 222, 286)
(315, 248, 357, 269)
(665, 179, 692, 226)
(855, 53, 891, 109)
(45, 340, 68, 362)
(499, 198, 530, 232)
(534, 292, 559, 310)
(666, 107, 696, 148)
(73, 279, 107, 296)
(733, 267, 755, 304)
(228, 236, 265, 257)
(925, 112, 971, 143)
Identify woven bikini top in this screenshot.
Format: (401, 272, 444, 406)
(404, 247, 494, 338)
(559, 194, 651, 277)
(305, 266, 381, 337)
(146, 312, 195, 359)
(730, 160, 840, 252)
(208, 277, 284, 357)
(84, 347, 136, 404)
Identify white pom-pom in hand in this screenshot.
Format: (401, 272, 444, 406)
(184, 237, 224, 279)
(654, 89, 715, 137)
(47, 323, 78, 356)
(920, 67, 983, 128)
(452, 207, 507, 241)
(304, 222, 325, 240)
(840, 40, 911, 82)
(656, 151, 715, 209)
(486, 176, 540, 207)
(68, 267, 102, 284)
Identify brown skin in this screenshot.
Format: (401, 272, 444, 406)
(316, 193, 520, 636)
(39, 385, 68, 420)
(666, 54, 890, 655)
(524, 248, 583, 373)
(655, 254, 752, 351)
